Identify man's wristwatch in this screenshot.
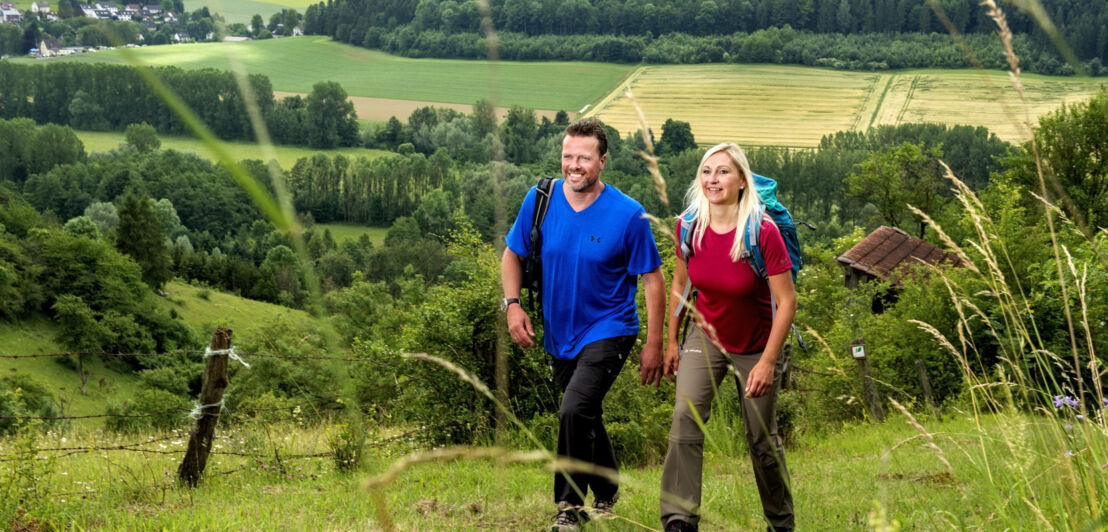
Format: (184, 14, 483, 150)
(500, 297, 521, 312)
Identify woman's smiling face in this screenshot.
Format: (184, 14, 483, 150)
(700, 151, 744, 205)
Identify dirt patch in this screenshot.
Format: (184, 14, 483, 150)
(10, 508, 49, 532)
(273, 91, 568, 123)
(877, 471, 957, 486)
(413, 498, 484, 518)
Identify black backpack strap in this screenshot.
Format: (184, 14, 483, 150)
(530, 177, 555, 249)
(523, 177, 556, 316)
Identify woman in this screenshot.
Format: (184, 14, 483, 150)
(659, 143, 796, 532)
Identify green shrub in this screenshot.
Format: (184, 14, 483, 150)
(0, 375, 61, 436)
(328, 414, 370, 473)
(105, 388, 191, 433)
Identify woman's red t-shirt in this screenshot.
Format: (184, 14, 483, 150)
(676, 218, 792, 354)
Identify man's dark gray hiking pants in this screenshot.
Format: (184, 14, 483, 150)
(550, 335, 635, 507)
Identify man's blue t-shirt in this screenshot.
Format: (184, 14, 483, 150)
(506, 180, 662, 360)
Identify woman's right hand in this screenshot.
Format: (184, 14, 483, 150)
(663, 340, 680, 382)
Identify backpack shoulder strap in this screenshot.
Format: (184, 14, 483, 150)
(743, 206, 770, 280)
(675, 214, 697, 318)
(529, 177, 555, 250)
(679, 213, 697, 264)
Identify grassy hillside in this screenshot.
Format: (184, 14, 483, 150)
(23, 37, 632, 112)
(0, 318, 144, 419)
(590, 64, 1102, 148)
(74, 130, 391, 170)
(0, 282, 319, 422)
(157, 281, 318, 350)
(316, 223, 387, 248)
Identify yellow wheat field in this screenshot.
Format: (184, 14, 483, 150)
(588, 64, 1101, 148)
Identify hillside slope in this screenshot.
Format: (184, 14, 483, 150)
(0, 281, 320, 423)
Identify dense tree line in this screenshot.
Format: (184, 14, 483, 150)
(742, 122, 1016, 236)
(0, 63, 361, 148)
(307, 0, 1107, 74)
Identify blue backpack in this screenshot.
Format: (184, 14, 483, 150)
(676, 173, 807, 348)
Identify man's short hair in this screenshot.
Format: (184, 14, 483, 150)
(564, 119, 608, 157)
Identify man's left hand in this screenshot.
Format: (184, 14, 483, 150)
(639, 342, 663, 387)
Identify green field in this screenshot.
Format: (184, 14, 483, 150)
(183, 0, 288, 24)
(74, 130, 390, 170)
(317, 223, 387, 247)
(589, 65, 1103, 148)
(26, 37, 633, 112)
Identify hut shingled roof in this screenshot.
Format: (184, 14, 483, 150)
(836, 226, 963, 282)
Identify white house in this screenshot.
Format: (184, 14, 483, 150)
(31, 2, 51, 14)
(0, 3, 22, 24)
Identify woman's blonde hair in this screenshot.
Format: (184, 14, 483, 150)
(680, 142, 762, 262)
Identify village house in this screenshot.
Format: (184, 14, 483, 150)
(31, 2, 50, 14)
(0, 2, 22, 24)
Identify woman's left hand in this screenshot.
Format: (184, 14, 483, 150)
(745, 359, 776, 398)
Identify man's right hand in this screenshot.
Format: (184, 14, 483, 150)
(506, 304, 535, 347)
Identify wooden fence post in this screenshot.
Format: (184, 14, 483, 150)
(914, 359, 940, 420)
(851, 338, 884, 422)
(178, 327, 232, 487)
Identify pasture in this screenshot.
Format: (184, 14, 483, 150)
(28, 37, 632, 113)
(73, 130, 391, 169)
(317, 223, 388, 248)
(589, 64, 1102, 148)
(182, 0, 289, 24)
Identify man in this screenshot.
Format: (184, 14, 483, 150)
(501, 119, 666, 531)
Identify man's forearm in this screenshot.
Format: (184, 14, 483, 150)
(643, 268, 666, 349)
(501, 248, 523, 298)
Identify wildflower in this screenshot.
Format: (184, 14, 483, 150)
(1053, 395, 1078, 408)
(1102, 397, 1107, 409)
(1064, 423, 1073, 430)
(1065, 450, 1074, 457)
(1076, 415, 1084, 421)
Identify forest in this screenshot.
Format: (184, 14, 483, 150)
(306, 0, 1108, 74)
(0, 62, 360, 148)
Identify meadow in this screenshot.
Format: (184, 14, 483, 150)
(589, 64, 1102, 148)
(73, 130, 391, 169)
(182, 0, 289, 24)
(317, 222, 388, 247)
(2, 406, 1097, 530)
(24, 37, 633, 113)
